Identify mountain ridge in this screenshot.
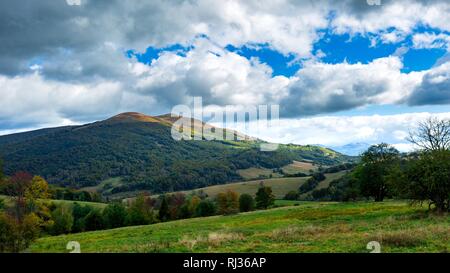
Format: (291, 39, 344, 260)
(0, 112, 352, 195)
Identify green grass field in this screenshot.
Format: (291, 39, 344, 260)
(30, 201, 449, 253)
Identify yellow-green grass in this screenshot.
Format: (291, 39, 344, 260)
(237, 168, 282, 180)
(281, 161, 317, 174)
(29, 201, 449, 253)
(0, 195, 107, 210)
(147, 177, 310, 200)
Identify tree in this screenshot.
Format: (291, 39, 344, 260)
(102, 202, 127, 229)
(72, 203, 92, 233)
(25, 176, 50, 200)
(5, 172, 33, 220)
(354, 143, 400, 202)
(216, 190, 239, 215)
(396, 150, 450, 212)
(126, 194, 155, 226)
(408, 117, 450, 151)
(195, 199, 216, 217)
(50, 206, 74, 235)
(255, 186, 275, 209)
(0, 212, 40, 252)
(158, 195, 170, 221)
(239, 194, 255, 212)
(284, 191, 299, 200)
(83, 209, 104, 231)
(168, 193, 186, 220)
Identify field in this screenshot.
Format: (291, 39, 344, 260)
(148, 177, 311, 200)
(237, 168, 282, 180)
(29, 201, 449, 253)
(281, 161, 316, 174)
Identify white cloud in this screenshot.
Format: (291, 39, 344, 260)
(217, 112, 450, 152)
(412, 33, 450, 51)
(280, 56, 424, 116)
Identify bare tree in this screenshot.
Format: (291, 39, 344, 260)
(407, 117, 450, 151)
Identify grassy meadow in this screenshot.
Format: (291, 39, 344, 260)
(30, 201, 449, 253)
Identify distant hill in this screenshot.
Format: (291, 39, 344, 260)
(329, 142, 371, 156)
(0, 112, 352, 194)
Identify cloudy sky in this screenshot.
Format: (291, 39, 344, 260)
(1, 0, 449, 153)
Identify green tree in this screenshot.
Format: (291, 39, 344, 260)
(284, 191, 299, 200)
(0, 212, 40, 252)
(126, 194, 155, 226)
(158, 195, 170, 221)
(72, 203, 92, 233)
(103, 202, 127, 229)
(396, 150, 450, 212)
(216, 190, 239, 215)
(50, 206, 73, 235)
(195, 199, 216, 217)
(354, 143, 400, 202)
(83, 209, 104, 231)
(255, 186, 275, 209)
(239, 194, 255, 212)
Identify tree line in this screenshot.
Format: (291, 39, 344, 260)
(0, 168, 276, 252)
(294, 117, 450, 212)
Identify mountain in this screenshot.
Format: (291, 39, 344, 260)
(329, 143, 371, 156)
(0, 112, 352, 195)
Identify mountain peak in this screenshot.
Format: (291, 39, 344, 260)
(108, 112, 160, 123)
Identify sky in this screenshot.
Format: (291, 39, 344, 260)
(0, 0, 450, 153)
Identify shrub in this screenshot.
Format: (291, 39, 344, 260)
(239, 194, 255, 212)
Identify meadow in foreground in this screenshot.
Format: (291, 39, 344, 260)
(30, 201, 449, 253)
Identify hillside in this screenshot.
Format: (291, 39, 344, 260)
(0, 112, 352, 195)
(29, 201, 449, 253)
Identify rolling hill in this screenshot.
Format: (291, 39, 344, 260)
(0, 112, 352, 195)
(29, 201, 449, 253)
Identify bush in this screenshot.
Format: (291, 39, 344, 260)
(239, 194, 255, 212)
